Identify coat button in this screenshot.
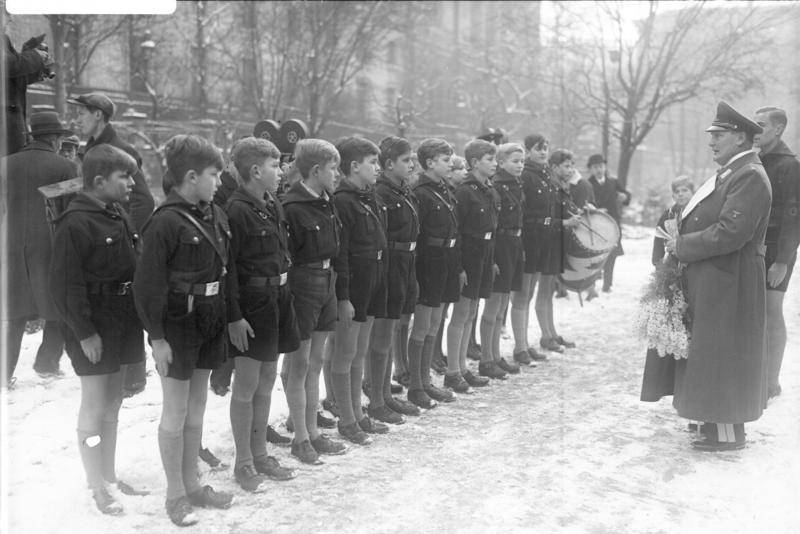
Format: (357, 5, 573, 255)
(105, 237, 113, 244)
(261, 230, 266, 236)
(193, 236, 200, 243)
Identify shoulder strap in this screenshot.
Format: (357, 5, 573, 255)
(164, 206, 226, 262)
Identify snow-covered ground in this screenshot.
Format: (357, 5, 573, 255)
(3, 230, 799, 534)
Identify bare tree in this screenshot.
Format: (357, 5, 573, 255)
(570, 1, 784, 187)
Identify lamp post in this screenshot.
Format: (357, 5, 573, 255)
(138, 31, 158, 119)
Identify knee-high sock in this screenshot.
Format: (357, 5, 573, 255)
(407, 338, 424, 391)
(251, 394, 270, 461)
(323, 358, 334, 401)
(479, 316, 495, 362)
(230, 398, 253, 469)
(382, 352, 394, 402)
(421, 335, 437, 388)
(331, 371, 354, 426)
(394, 323, 410, 375)
(158, 427, 185, 500)
(181, 424, 203, 495)
(458, 319, 472, 371)
(99, 419, 119, 482)
(351, 361, 365, 421)
(470, 314, 479, 347)
(77, 428, 104, 490)
(369, 349, 388, 408)
(511, 304, 528, 352)
(492, 318, 503, 362)
(434, 312, 446, 358)
(446, 321, 464, 374)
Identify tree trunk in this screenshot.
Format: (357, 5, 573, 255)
(617, 143, 635, 190)
(192, 2, 208, 115)
(48, 17, 67, 116)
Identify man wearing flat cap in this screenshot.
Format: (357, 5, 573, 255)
(68, 93, 154, 396)
(665, 101, 772, 451)
(2, 112, 79, 385)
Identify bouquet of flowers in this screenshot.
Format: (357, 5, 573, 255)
(637, 219, 692, 359)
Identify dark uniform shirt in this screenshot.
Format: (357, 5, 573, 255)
(282, 180, 341, 266)
(133, 191, 230, 339)
(225, 187, 291, 323)
(521, 160, 559, 235)
(332, 179, 388, 301)
(492, 169, 524, 230)
(50, 193, 139, 340)
(455, 173, 499, 237)
(83, 124, 155, 232)
(375, 173, 419, 244)
(760, 139, 800, 263)
(414, 173, 459, 241)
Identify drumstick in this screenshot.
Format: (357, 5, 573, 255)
(577, 218, 609, 243)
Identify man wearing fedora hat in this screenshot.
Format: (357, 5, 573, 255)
(665, 101, 772, 452)
(2, 111, 78, 385)
(68, 92, 155, 397)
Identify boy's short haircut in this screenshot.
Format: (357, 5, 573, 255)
(163, 134, 224, 191)
(293, 138, 341, 180)
(671, 175, 695, 193)
(378, 136, 412, 167)
(496, 143, 524, 164)
(451, 155, 466, 171)
(755, 106, 788, 129)
(417, 138, 453, 170)
(524, 133, 548, 151)
(82, 144, 138, 190)
(464, 139, 497, 169)
(232, 137, 281, 182)
(335, 136, 380, 176)
(548, 148, 574, 167)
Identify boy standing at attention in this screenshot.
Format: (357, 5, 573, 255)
(281, 139, 347, 464)
(331, 137, 390, 443)
(652, 176, 694, 265)
(445, 139, 500, 390)
(225, 138, 300, 492)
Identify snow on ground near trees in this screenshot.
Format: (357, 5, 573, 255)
(3, 230, 799, 534)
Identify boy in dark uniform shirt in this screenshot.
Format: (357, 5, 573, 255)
(409, 139, 462, 408)
(133, 135, 233, 526)
(330, 137, 390, 444)
(50, 144, 148, 516)
(480, 143, 525, 377)
(367, 136, 425, 423)
(282, 139, 347, 464)
(445, 139, 499, 390)
(225, 138, 300, 492)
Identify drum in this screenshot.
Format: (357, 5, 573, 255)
(558, 210, 620, 292)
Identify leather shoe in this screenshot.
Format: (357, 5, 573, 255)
(198, 447, 228, 470)
(234, 464, 268, 493)
(431, 353, 448, 375)
(291, 439, 323, 465)
(393, 372, 410, 388)
(528, 347, 547, 361)
(497, 358, 520, 374)
(369, 404, 406, 425)
(539, 338, 564, 353)
(322, 398, 341, 418)
(424, 383, 455, 403)
(254, 455, 298, 480)
(338, 422, 372, 445)
(467, 344, 482, 361)
(385, 395, 421, 416)
(358, 415, 389, 434)
(309, 434, 347, 456)
(92, 486, 123, 516)
(267, 425, 291, 446)
(513, 350, 532, 365)
(443, 373, 470, 393)
(554, 335, 576, 349)
(479, 361, 508, 380)
(317, 410, 336, 429)
(463, 370, 490, 387)
(165, 496, 197, 526)
(408, 388, 437, 409)
(390, 382, 403, 394)
(186, 485, 233, 509)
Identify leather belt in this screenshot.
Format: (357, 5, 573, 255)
(388, 241, 416, 252)
(243, 273, 288, 287)
(296, 259, 331, 269)
(497, 228, 522, 237)
(86, 281, 132, 295)
(425, 236, 457, 248)
(172, 280, 220, 296)
(351, 250, 383, 260)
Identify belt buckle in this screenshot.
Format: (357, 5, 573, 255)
(483, 232, 492, 240)
(280, 272, 288, 285)
(544, 217, 552, 226)
(515, 229, 521, 237)
(377, 250, 382, 260)
(447, 238, 456, 248)
(409, 241, 416, 251)
(116, 281, 132, 295)
(205, 281, 220, 296)
(321, 259, 330, 269)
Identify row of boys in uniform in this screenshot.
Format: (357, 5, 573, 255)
(51, 130, 581, 526)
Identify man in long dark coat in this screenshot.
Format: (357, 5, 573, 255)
(2, 112, 78, 384)
(666, 101, 772, 452)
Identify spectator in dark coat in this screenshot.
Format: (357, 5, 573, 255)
(2, 112, 78, 384)
(3, 34, 53, 156)
(754, 106, 800, 399)
(587, 154, 631, 292)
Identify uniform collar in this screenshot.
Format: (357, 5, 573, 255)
(492, 168, 518, 183)
(231, 186, 268, 209)
(378, 172, 409, 194)
(464, 173, 489, 190)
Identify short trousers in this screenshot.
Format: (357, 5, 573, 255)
(64, 294, 144, 376)
(289, 266, 338, 340)
(347, 257, 388, 322)
(493, 234, 524, 293)
(385, 250, 418, 319)
(163, 292, 228, 380)
(524, 226, 563, 275)
(460, 236, 495, 300)
(231, 284, 301, 362)
(416, 244, 461, 308)
(765, 246, 797, 292)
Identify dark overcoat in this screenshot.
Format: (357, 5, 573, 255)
(3, 140, 79, 320)
(4, 36, 47, 156)
(673, 151, 772, 423)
